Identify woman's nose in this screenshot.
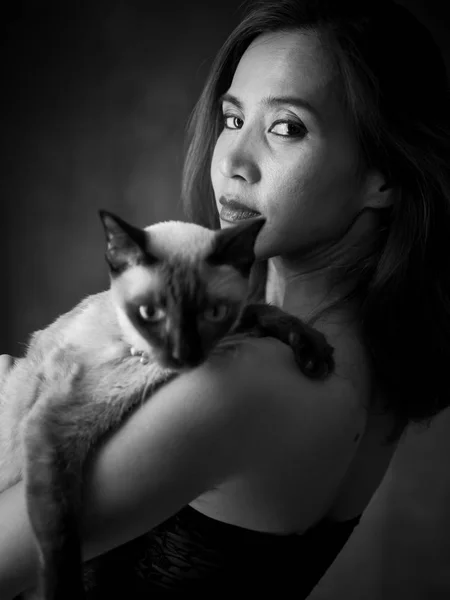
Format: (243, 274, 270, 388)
(218, 139, 261, 184)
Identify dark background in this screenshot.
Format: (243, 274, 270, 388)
(2, 1, 450, 598)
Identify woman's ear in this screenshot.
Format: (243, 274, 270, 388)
(363, 171, 395, 210)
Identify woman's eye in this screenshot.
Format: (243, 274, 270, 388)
(222, 114, 243, 130)
(138, 305, 166, 323)
(203, 304, 229, 322)
(269, 120, 307, 138)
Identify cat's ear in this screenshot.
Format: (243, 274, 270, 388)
(208, 217, 266, 277)
(99, 210, 156, 274)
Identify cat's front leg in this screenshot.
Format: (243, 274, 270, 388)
(236, 303, 335, 379)
(23, 354, 85, 600)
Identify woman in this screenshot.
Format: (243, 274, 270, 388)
(1, 0, 449, 596)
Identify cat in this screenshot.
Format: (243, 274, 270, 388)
(0, 210, 335, 600)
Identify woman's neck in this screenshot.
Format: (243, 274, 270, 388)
(265, 257, 352, 323)
(265, 207, 385, 325)
(266, 209, 388, 328)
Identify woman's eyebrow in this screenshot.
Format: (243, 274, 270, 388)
(263, 95, 319, 118)
(219, 92, 243, 110)
(219, 92, 319, 121)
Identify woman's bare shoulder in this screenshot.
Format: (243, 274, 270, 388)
(231, 328, 370, 414)
(188, 328, 370, 454)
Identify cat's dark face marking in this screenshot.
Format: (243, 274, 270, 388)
(122, 262, 244, 368)
(100, 210, 265, 369)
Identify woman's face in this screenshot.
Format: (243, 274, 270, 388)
(210, 30, 372, 262)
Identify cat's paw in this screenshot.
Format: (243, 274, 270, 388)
(288, 326, 335, 379)
(130, 347, 149, 365)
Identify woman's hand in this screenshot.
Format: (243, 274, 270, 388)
(0, 354, 15, 388)
(0, 354, 15, 377)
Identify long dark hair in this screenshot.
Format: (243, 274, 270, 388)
(181, 0, 450, 443)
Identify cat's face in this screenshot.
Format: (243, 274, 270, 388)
(99, 211, 265, 370)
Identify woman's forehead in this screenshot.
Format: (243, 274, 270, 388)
(231, 30, 336, 99)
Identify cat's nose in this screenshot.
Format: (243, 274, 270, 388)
(171, 345, 183, 363)
(167, 353, 202, 370)
(171, 344, 203, 368)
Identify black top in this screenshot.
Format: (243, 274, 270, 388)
(83, 504, 361, 598)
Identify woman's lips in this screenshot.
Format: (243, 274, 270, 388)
(219, 197, 260, 222)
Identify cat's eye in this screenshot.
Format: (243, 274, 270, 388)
(138, 305, 166, 323)
(203, 304, 229, 322)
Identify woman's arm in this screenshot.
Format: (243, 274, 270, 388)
(0, 344, 267, 598)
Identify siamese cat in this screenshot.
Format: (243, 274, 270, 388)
(0, 211, 334, 600)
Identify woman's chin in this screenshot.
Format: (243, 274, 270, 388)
(253, 236, 274, 262)
(217, 215, 273, 260)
